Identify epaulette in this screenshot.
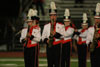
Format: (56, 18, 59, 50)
(57, 22, 63, 25)
(45, 22, 50, 26)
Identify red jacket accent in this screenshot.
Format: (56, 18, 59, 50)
(62, 39, 72, 44)
(65, 26, 70, 31)
(98, 29, 100, 34)
(96, 29, 100, 48)
(62, 26, 72, 44)
(77, 29, 87, 45)
(53, 40, 62, 45)
(53, 22, 62, 45)
(71, 23, 76, 29)
(97, 40, 100, 48)
(24, 25, 38, 48)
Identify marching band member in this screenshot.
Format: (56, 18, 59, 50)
(75, 13, 88, 67)
(42, 2, 65, 67)
(61, 8, 74, 67)
(20, 9, 41, 67)
(86, 3, 100, 67)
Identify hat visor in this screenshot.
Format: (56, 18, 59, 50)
(50, 12, 57, 15)
(27, 19, 32, 22)
(82, 23, 88, 25)
(94, 16, 100, 19)
(64, 19, 70, 22)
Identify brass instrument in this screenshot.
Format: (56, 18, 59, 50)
(25, 26, 30, 47)
(90, 30, 98, 52)
(25, 20, 36, 47)
(48, 19, 54, 47)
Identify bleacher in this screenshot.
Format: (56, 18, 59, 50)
(39, 0, 100, 21)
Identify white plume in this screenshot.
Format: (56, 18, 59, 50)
(64, 8, 70, 17)
(96, 3, 100, 15)
(50, 2, 56, 9)
(83, 13, 88, 23)
(27, 9, 34, 17)
(27, 9, 38, 17)
(32, 9, 38, 16)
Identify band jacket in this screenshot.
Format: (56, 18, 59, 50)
(20, 25, 41, 48)
(42, 22, 66, 45)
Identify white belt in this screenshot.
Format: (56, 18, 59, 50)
(64, 37, 71, 40)
(31, 41, 37, 44)
(55, 39, 61, 41)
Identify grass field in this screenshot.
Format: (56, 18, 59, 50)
(0, 58, 91, 67)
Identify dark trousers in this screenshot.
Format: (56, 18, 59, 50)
(77, 43, 87, 67)
(90, 47, 100, 67)
(61, 42, 71, 67)
(47, 44, 61, 67)
(24, 45, 39, 67)
(90, 52, 96, 67)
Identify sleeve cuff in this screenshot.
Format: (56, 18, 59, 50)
(44, 38, 48, 44)
(74, 32, 80, 36)
(54, 32, 62, 39)
(30, 35, 34, 40)
(22, 39, 26, 44)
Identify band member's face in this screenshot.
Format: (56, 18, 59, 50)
(27, 21, 32, 26)
(64, 21, 70, 26)
(32, 20, 37, 26)
(82, 25, 88, 29)
(95, 32, 100, 38)
(95, 19, 100, 25)
(50, 14, 57, 21)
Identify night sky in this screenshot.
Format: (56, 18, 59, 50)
(0, 0, 20, 17)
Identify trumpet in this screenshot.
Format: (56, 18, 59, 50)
(25, 26, 30, 47)
(25, 20, 36, 47)
(48, 19, 54, 47)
